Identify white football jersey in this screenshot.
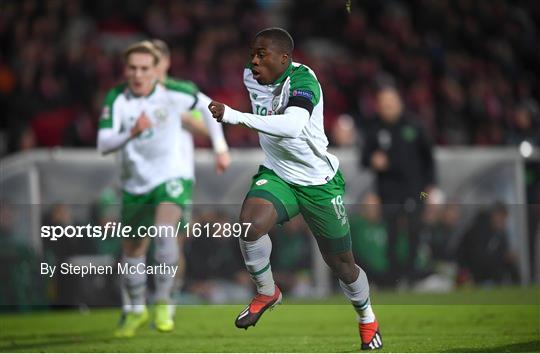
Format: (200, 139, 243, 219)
(244, 62, 339, 185)
(99, 83, 195, 194)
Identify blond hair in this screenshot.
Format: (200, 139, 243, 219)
(123, 40, 160, 65)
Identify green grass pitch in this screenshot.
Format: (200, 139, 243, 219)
(1, 287, 539, 352)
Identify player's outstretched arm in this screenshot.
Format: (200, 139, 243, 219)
(193, 92, 230, 174)
(196, 93, 229, 154)
(208, 101, 309, 139)
(181, 111, 209, 136)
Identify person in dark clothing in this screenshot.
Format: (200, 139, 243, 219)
(457, 203, 518, 284)
(361, 85, 436, 284)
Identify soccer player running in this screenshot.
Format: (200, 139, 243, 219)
(208, 28, 382, 350)
(97, 41, 229, 338)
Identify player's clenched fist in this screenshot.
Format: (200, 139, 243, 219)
(208, 101, 225, 122)
(130, 111, 152, 137)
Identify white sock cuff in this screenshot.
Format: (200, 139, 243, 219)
(132, 304, 146, 314)
(339, 265, 370, 305)
(239, 234, 272, 270)
(240, 234, 271, 252)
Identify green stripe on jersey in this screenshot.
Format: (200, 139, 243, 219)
(99, 83, 126, 129)
(289, 65, 320, 106)
(164, 77, 199, 109)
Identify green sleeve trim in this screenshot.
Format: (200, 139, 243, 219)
(99, 83, 126, 130)
(165, 77, 199, 109)
(289, 65, 321, 106)
(98, 118, 113, 129)
(272, 62, 293, 85)
(246, 189, 289, 223)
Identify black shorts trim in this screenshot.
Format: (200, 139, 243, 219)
(245, 189, 290, 223)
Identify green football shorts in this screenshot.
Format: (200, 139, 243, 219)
(121, 178, 193, 233)
(246, 166, 351, 254)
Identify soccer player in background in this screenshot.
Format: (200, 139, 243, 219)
(208, 28, 383, 350)
(150, 38, 231, 303)
(152, 38, 231, 152)
(97, 41, 229, 337)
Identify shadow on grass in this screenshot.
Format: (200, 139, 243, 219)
(444, 340, 540, 353)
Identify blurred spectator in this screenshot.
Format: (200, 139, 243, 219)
(349, 193, 391, 286)
(504, 100, 540, 281)
(457, 202, 519, 285)
(411, 203, 461, 292)
(436, 76, 471, 145)
(360, 84, 436, 283)
(330, 114, 358, 147)
(1, 0, 539, 156)
(506, 100, 540, 146)
(420, 204, 461, 264)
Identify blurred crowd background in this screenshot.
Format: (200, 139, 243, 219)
(1, 0, 539, 310)
(1, 0, 539, 154)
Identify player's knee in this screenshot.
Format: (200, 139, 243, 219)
(240, 212, 273, 241)
(241, 220, 265, 241)
(335, 266, 357, 284)
(239, 214, 268, 241)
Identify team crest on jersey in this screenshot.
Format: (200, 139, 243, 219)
(154, 108, 168, 123)
(255, 179, 268, 186)
(272, 96, 280, 111)
(292, 89, 313, 101)
(166, 179, 184, 198)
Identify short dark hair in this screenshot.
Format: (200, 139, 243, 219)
(255, 27, 294, 54)
(151, 39, 170, 58)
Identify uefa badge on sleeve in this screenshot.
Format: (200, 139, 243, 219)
(100, 106, 110, 120)
(255, 179, 268, 186)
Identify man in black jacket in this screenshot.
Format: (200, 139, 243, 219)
(361, 85, 435, 284)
